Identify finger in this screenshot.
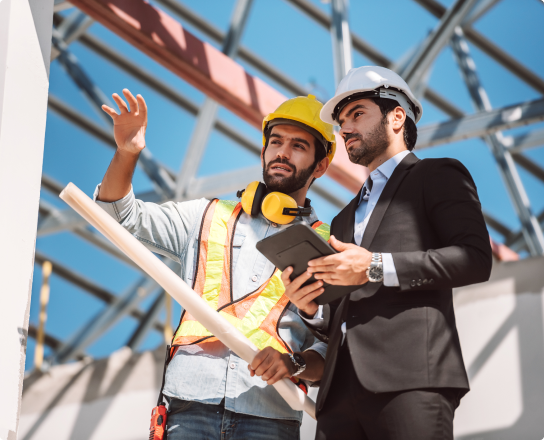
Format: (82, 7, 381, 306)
(281, 267, 293, 286)
(261, 364, 280, 382)
(249, 350, 267, 371)
(112, 93, 129, 114)
(248, 365, 255, 377)
(289, 270, 314, 291)
(329, 235, 349, 251)
(267, 369, 289, 385)
(307, 256, 326, 267)
(290, 283, 324, 310)
(101, 105, 118, 119)
(137, 94, 148, 120)
(307, 264, 337, 274)
(254, 353, 274, 377)
(122, 89, 138, 114)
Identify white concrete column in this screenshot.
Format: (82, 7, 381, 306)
(0, 0, 53, 439)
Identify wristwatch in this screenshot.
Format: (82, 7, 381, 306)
(366, 253, 384, 283)
(288, 353, 307, 376)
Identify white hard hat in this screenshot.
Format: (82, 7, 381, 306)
(321, 66, 423, 125)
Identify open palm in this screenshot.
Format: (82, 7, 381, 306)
(102, 89, 148, 155)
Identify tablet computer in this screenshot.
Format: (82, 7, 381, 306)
(256, 223, 360, 305)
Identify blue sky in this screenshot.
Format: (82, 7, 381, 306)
(26, 0, 544, 370)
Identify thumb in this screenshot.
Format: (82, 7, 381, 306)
(330, 235, 349, 251)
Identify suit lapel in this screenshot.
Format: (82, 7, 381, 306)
(360, 152, 419, 250)
(339, 187, 363, 244)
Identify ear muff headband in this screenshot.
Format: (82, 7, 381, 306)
(238, 181, 312, 225)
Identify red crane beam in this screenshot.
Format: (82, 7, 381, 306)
(69, 0, 367, 193)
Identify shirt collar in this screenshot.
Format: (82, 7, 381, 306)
(358, 150, 411, 205)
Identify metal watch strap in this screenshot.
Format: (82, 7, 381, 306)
(288, 353, 306, 376)
(366, 252, 383, 283)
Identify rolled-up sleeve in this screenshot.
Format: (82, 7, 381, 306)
(93, 184, 208, 264)
(304, 340, 327, 359)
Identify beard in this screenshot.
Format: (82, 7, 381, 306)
(263, 157, 316, 194)
(344, 117, 390, 167)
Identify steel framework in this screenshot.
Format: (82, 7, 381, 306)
(30, 0, 544, 367)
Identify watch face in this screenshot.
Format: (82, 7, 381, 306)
(369, 266, 383, 281)
(293, 353, 306, 368)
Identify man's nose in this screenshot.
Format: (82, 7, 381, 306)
(339, 123, 353, 137)
(276, 145, 291, 160)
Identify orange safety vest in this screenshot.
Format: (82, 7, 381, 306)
(170, 199, 330, 389)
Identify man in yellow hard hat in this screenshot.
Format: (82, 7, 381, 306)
(94, 89, 335, 439)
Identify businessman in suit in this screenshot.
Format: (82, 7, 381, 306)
(282, 66, 492, 440)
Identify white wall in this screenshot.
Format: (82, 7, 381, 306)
(0, 0, 53, 438)
(453, 256, 544, 439)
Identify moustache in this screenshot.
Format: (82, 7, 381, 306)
(266, 158, 297, 173)
(343, 133, 362, 144)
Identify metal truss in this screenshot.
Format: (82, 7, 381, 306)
(30, 0, 544, 367)
(451, 27, 544, 256)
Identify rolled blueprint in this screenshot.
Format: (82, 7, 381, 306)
(59, 183, 316, 419)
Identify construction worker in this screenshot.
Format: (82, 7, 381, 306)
(95, 89, 336, 439)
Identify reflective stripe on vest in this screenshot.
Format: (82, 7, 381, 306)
(171, 199, 330, 355)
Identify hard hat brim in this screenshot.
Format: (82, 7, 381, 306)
(320, 88, 423, 125)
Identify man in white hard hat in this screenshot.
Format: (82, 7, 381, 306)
(282, 66, 492, 439)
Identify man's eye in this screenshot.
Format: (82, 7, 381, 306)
(354, 112, 363, 118)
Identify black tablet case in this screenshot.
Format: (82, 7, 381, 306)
(256, 223, 359, 305)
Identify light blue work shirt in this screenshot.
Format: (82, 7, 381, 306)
(94, 185, 327, 423)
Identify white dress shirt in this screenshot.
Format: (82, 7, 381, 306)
(354, 149, 411, 287)
(338, 150, 410, 338)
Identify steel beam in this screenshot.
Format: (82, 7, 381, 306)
(66, 0, 381, 192)
(34, 251, 165, 336)
(451, 28, 544, 255)
(462, 0, 502, 25)
(510, 152, 544, 184)
(509, 128, 544, 153)
(126, 291, 166, 350)
(175, 0, 253, 200)
(153, 0, 308, 97)
(51, 10, 93, 60)
(412, 0, 544, 95)
(507, 210, 544, 253)
(330, 0, 353, 86)
(286, 0, 465, 119)
(49, 276, 161, 365)
(416, 97, 544, 149)
(400, 0, 479, 89)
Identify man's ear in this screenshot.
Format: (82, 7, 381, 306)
(313, 157, 330, 179)
(391, 106, 406, 131)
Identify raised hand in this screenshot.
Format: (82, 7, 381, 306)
(102, 89, 147, 156)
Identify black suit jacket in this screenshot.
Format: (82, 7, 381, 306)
(304, 152, 492, 415)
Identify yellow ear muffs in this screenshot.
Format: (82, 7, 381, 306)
(241, 181, 267, 216)
(261, 192, 299, 225)
(238, 181, 313, 224)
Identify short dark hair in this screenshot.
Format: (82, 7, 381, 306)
(369, 98, 418, 151)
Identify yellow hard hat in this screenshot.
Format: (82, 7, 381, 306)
(262, 94, 336, 163)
